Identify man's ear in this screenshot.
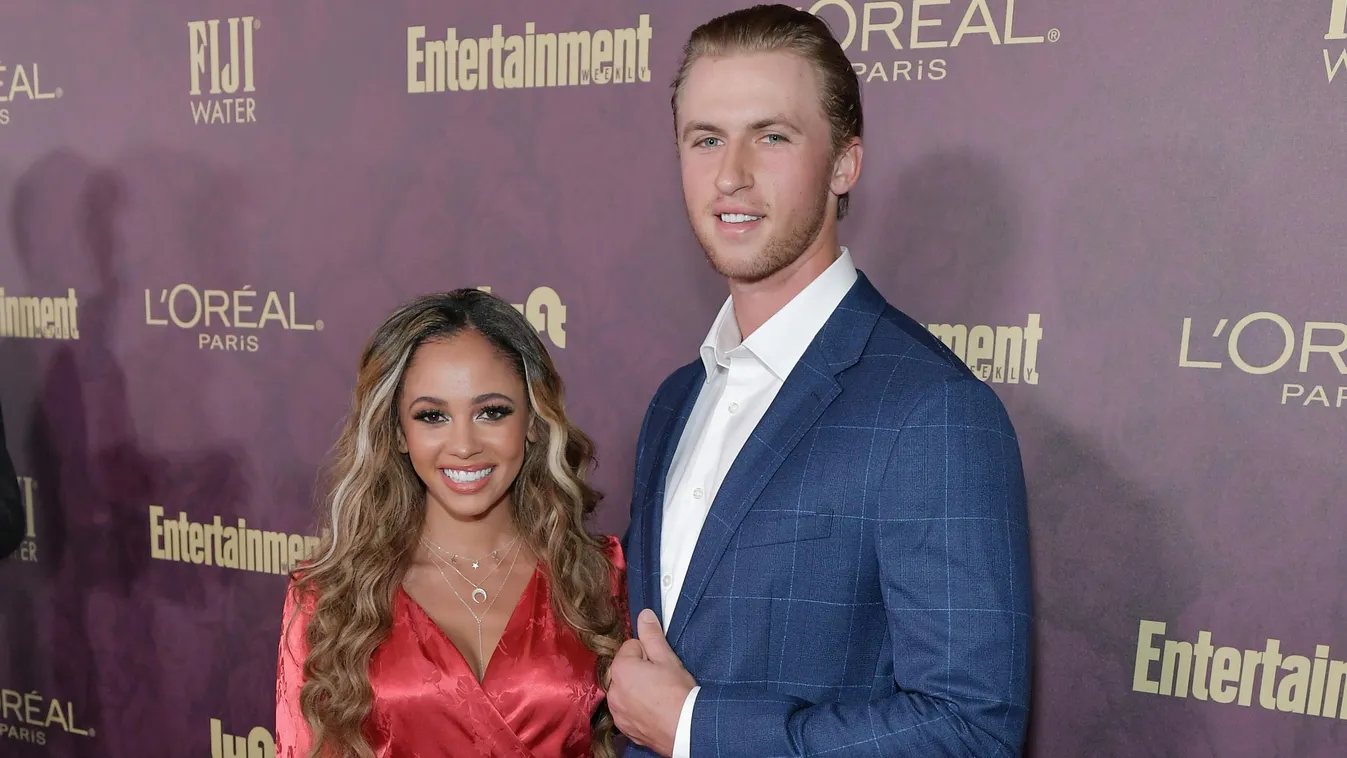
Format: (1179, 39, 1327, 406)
(830, 137, 863, 197)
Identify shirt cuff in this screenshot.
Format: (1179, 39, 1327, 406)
(672, 685, 700, 758)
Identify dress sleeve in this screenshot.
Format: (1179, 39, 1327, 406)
(276, 579, 315, 758)
(602, 534, 632, 640)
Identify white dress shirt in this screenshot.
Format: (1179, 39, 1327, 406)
(662, 248, 858, 757)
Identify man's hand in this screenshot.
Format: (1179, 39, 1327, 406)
(607, 609, 697, 757)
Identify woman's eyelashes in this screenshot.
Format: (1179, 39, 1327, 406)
(411, 404, 514, 424)
(477, 404, 515, 422)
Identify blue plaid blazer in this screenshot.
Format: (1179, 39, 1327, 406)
(622, 272, 1032, 757)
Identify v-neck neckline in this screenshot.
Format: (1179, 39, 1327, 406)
(401, 563, 543, 687)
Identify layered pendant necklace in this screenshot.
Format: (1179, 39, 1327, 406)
(426, 534, 520, 571)
(421, 534, 519, 603)
(424, 537, 524, 676)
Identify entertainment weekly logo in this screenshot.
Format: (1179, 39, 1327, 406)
(0, 287, 80, 340)
(1133, 619, 1347, 721)
(1178, 312, 1347, 409)
(149, 505, 322, 576)
(12, 476, 38, 563)
(927, 314, 1043, 385)
(407, 14, 653, 93)
(800, 0, 1060, 83)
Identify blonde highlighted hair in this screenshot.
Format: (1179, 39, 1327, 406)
(286, 289, 623, 758)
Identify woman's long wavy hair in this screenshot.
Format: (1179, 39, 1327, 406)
(286, 289, 624, 758)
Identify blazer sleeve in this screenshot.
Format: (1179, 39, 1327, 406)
(622, 390, 660, 557)
(0, 402, 24, 561)
(690, 375, 1034, 757)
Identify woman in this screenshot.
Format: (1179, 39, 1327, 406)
(276, 289, 628, 758)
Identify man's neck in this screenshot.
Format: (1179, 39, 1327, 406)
(730, 235, 840, 339)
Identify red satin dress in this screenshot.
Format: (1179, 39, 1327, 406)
(276, 536, 626, 758)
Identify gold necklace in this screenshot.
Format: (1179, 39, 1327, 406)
(420, 535, 516, 603)
(422, 533, 520, 570)
(425, 539, 523, 675)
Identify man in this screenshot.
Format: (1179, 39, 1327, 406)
(0, 400, 24, 560)
(608, 5, 1033, 757)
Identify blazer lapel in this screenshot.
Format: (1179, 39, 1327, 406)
(665, 353, 839, 648)
(637, 366, 703, 619)
(665, 272, 889, 649)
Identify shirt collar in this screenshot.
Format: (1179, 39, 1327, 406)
(699, 247, 858, 381)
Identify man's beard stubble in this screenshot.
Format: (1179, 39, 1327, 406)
(694, 184, 831, 284)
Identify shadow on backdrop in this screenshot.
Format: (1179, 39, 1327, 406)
(0, 149, 251, 756)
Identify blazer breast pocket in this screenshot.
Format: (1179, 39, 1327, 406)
(734, 511, 833, 549)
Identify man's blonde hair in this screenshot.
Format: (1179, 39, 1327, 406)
(671, 4, 864, 219)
